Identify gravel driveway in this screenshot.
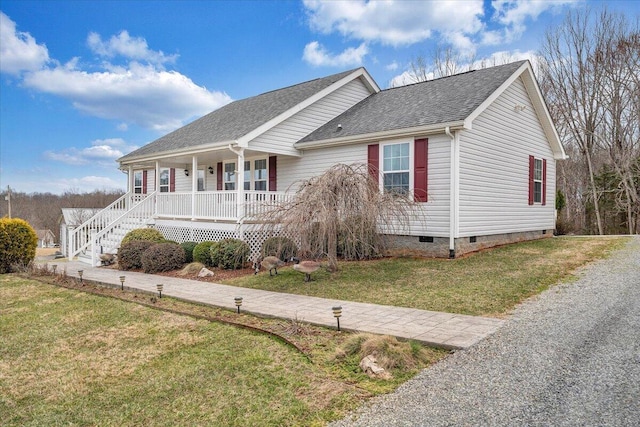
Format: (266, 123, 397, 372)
(331, 236, 640, 427)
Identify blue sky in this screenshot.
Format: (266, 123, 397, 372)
(0, 0, 636, 194)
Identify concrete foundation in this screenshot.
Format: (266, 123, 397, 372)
(387, 230, 553, 258)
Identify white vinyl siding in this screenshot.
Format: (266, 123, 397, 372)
(250, 78, 372, 155)
(457, 76, 555, 236)
(278, 134, 451, 236)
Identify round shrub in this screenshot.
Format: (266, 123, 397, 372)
(121, 228, 166, 245)
(260, 236, 298, 262)
(141, 242, 185, 273)
(210, 238, 250, 270)
(180, 241, 197, 263)
(193, 241, 216, 266)
(118, 240, 155, 270)
(0, 218, 38, 273)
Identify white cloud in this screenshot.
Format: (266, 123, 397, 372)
(303, 41, 368, 67)
(491, 0, 578, 42)
(0, 12, 49, 75)
(386, 61, 399, 71)
(1, 13, 232, 132)
(87, 30, 178, 66)
(303, 0, 484, 48)
(24, 60, 232, 132)
(44, 138, 138, 166)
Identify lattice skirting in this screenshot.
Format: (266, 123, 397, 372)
(153, 220, 284, 259)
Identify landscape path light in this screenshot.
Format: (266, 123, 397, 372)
(119, 275, 126, 291)
(78, 270, 84, 284)
(234, 296, 243, 313)
(51, 264, 57, 274)
(332, 306, 342, 331)
(156, 283, 163, 298)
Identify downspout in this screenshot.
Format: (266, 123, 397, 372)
(446, 126, 459, 259)
(228, 144, 246, 239)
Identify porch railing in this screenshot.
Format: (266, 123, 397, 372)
(67, 192, 146, 260)
(89, 192, 158, 266)
(155, 190, 290, 220)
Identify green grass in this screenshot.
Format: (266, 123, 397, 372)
(0, 276, 445, 426)
(227, 237, 628, 317)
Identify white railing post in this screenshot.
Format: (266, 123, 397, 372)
(90, 229, 97, 267)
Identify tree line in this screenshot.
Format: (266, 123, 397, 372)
(0, 188, 124, 243)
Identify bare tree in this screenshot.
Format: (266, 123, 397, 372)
(595, 30, 640, 233)
(256, 163, 419, 272)
(392, 45, 477, 86)
(538, 8, 639, 234)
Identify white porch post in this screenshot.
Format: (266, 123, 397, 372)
(191, 155, 197, 220)
(127, 165, 133, 207)
(155, 161, 160, 216)
(236, 149, 245, 221)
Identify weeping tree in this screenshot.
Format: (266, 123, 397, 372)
(256, 163, 420, 272)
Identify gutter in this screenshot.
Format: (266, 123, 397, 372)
(295, 121, 466, 150)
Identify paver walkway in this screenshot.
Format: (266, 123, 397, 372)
(46, 260, 504, 349)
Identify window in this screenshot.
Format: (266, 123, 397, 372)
(159, 168, 170, 193)
(254, 159, 267, 191)
(533, 158, 543, 203)
(382, 142, 410, 194)
(133, 171, 143, 194)
(197, 169, 205, 191)
(242, 158, 268, 191)
(529, 156, 546, 205)
(224, 163, 236, 191)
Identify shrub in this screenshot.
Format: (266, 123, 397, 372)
(121, 228, 166, 245)
(260, 236, 298, 261)
(118, 240, 155, 270)
(0, 218, 38, 273)
(180, 241, 198, 263)
(193, 241, 216, 266)
(141, 242, 185, 273)
(211, 238, 251, 270)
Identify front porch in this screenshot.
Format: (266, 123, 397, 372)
(65, 189, 291, 266)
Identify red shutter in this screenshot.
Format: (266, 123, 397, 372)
(217, 162, 223, 190)
(142, 170, 147, 194)
(528, 155, 535, 205)
(367, 144, 379, 184)
(268, 156, 277, 191)
(414, 138, 428, 202)
(542, 159, 547, 206)
(169, 168, 175, 192)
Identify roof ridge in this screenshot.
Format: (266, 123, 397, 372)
(251, 67, 362, 98)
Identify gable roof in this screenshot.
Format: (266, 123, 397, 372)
(119, 68, 376, 163)
(299, 61, 527, 143)
(297, 61, 565, 159)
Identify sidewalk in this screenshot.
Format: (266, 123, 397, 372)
(46, 260, 504, 350)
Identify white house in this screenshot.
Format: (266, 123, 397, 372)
(65, 61, 566, 265)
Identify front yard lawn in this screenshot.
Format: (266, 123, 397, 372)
(224, 236, 627, 317)
(0, 277, 445, 427)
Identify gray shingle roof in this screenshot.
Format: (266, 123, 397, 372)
(119, 68, 360, 161)
(299, 61, 527, 144)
